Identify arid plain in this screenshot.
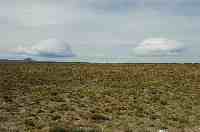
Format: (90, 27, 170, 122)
(0, 63, 200, 132)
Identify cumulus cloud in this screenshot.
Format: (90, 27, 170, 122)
(16, 39, 75, 58)
(133, 38, 185, 56)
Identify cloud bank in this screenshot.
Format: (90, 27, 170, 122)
(16, 39, 75, 58)
(133, 38, 185, 56)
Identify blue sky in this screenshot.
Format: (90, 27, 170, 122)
(0, 0, 200, 62)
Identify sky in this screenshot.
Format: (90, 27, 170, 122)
(0, 0, 200, 63)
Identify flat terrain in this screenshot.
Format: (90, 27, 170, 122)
(0, 63, 200, 132)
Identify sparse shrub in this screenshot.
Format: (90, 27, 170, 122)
(68, 127, 102, 132)
(50, 126, 66, 132)
(91, 113, 111, 121)
(52, 114, 62, 121)
(25, 118, 35, 127)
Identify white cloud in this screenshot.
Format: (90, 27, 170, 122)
(15, 38, 75, 58)
(132, 38, 185, 56)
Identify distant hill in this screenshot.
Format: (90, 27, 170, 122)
(23, 58, 35, 62)
(0, 58, 36, 63)
(0, 58, 91, 64)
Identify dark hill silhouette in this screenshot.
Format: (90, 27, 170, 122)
(0, 58, 35, 63)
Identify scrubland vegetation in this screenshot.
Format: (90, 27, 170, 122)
(0, 63, 200, 132)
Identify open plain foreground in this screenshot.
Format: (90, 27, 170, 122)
(0, 63, 200, 132)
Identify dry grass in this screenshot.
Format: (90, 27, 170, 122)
(0, 63, 200, 132)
